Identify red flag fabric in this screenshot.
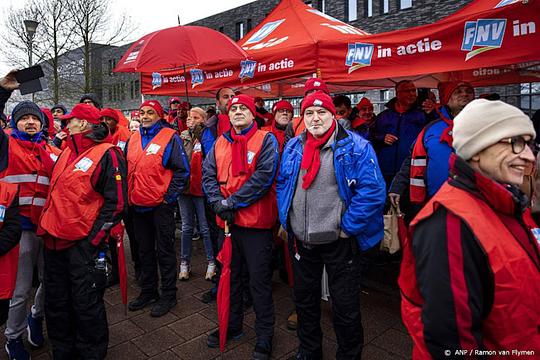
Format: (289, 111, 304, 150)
(217, 224, 233, 352)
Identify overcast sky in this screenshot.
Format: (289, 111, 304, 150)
(0, 0, 257, 74)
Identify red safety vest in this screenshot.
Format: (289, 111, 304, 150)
(399, 183, 540, 359)
(0, 181, 19, 299)
(292, 116, 305, 136)
(39, 143, 114, 241)
(0, 138, 60, 225)
(188, 139, 204, 197)
(127, 127, 175, 207)
(110, 125, 131, 151)
(409, 107, 453, 204)
(214, 130, 276, 229)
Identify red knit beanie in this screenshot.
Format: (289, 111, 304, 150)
(301, 92, 336, 115)
(438, 81, 474, 105)
(272, 100, 294, 115)
(140, 100, 164, 118)
(356, 97, 374, 110)
(304, 78, 329, 95)
(100, 108, 120, 123)
(227, 94, 256, 117)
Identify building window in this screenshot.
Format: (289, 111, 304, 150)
(130, 81, 135, 99)
(134, 80, 140, 98)
(235, 22, 244, 40)
(381, 0, 389, 14)
(108, 86, 112, 101)
(364, 0, 373, 17)
(246, 19, 252, 32)
(400, 0, 412, 10)
(348, 0, 358, 21)
(121, 83, 126, 101)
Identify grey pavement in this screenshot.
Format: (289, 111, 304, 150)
(0, 231, 412, 359)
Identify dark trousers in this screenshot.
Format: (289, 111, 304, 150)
(0, 299, 9, 326)
(44, 241, 109, 360)
(205, 201, 221, 294)
(289, 237, 364, 360)
(133, 204, 177, 299)
(227, 226, 275, 340)
(124, 206, 140, 274)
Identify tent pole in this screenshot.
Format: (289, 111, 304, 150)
(183, 63, 190, 103)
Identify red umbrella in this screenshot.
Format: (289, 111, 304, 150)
(113, 26, 248, 73)
(217, 223, 232, 352)
(110, 223, 128, 311)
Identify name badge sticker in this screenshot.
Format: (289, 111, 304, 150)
(0, 205, 6, 222)
(146, 143, 161, 155)
(73, 157, 93, 172)
(247, 151, 255, 165)
(193, 143, 202, 152)
(117, 141, 126, 151)
(531, 228, 540, 246)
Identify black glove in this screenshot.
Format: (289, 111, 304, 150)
(212, 200, 231, 216)
(218, 210, 235, 225)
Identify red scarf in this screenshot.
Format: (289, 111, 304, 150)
(434, 106, 454, 146)
(230, 124, 258, 176)
(300, 120, 336, 189)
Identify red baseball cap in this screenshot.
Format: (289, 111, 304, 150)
(60, 103, 101, 124)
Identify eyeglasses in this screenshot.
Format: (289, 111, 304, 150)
(499, 136, 538, 154)
(276, 109, 292, 114)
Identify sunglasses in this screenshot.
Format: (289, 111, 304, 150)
(498, 136, 538, 154)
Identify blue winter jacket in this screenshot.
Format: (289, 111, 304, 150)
(372, 98, 428, 178)
(277, 125, 386, 251)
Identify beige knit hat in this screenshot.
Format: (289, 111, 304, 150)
(452, 99, 535, 160)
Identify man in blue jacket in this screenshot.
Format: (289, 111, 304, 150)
(372, 80, 428, 188)
(388, 81, 475, 214)
(277, 92, 386, 360)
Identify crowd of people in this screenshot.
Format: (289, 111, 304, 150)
(0, 67, 538, 360)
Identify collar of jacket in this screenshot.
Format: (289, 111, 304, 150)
(448, 153, 528, 217)
(10, 129, 45, 143)
(140, 119, 171, 138)
(222, 122, 256, 143)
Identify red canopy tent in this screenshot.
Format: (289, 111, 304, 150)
(140, 0, 540, 97)
(140, 0, 370, 97)
(319, 0, 540, 87)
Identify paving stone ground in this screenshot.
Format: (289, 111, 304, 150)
(0, 228, 412, 359)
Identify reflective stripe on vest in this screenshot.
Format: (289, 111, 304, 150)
(409, 178, 425, 187)
(214, 130, 276, 229)
(18, 197, 46, 206)
(1, 139, 59, 225)
(2, 174, 50, 185)
(400, 183, 540, 356)
(0, 181, 20, 299)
